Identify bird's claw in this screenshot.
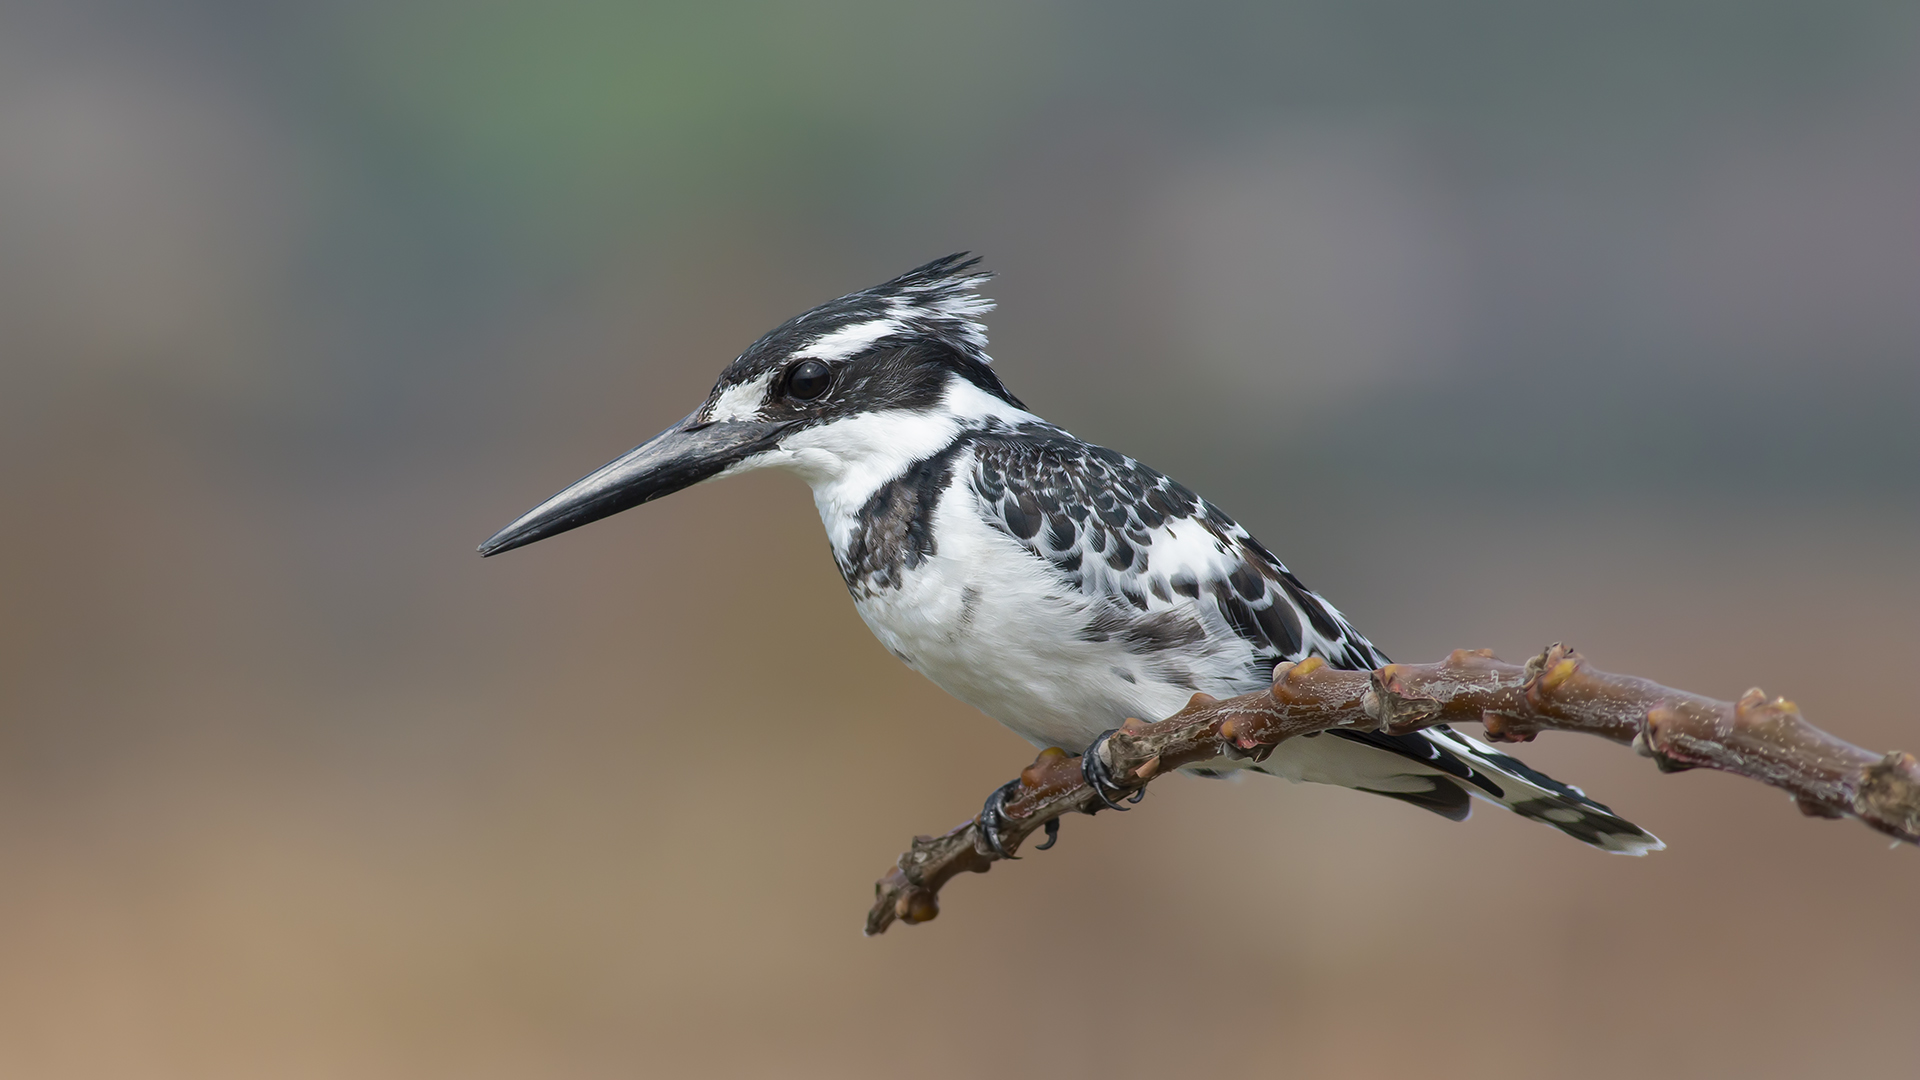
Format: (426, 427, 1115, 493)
(978, 778, 1021, 858)
(1081, 728, 1145, 812)
(1033, 816, 1060, 850)
(978, 778, 1063, 858)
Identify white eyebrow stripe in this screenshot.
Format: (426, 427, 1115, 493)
(704, 369, 776, 422)
(796, 317, 903, 362)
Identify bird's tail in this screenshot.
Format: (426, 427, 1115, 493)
(1328, 725, 1664, 854)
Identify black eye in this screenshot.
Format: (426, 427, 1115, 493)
(786, 359, 832, 401)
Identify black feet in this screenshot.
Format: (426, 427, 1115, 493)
(977, 734, 1144, 858)
(1081, 728, 1147, 812)
(1034, 816, 1060, 850)
(978, 778, 1059, 858)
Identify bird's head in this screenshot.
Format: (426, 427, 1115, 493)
(479, 254, 1029, 556)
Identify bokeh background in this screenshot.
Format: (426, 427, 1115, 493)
(3, 2, 1918, 1077)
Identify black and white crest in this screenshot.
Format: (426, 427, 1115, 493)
(771, 252, 997, 366)
(697, 254, 1022, 427)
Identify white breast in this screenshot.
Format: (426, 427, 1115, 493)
(834, 453, 1201, 750)
(741, 379, 1248, 749)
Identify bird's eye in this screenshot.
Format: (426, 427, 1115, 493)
(786, 359, 832, 401)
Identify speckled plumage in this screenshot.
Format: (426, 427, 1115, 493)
(488, 255, 1660, 854)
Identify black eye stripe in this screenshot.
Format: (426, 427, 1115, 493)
(786, 359, 832, 401)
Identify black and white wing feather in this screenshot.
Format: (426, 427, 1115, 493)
(968, 429, 1662, 855)
(968, 429, 1383, 679)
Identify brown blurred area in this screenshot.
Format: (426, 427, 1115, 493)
(1, 3, 1917, 1077)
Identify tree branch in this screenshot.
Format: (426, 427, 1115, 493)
(866, 644, 1919, 935)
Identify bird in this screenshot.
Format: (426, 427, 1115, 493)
(479, 254, 1660, 857)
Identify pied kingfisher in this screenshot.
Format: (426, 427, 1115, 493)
(480, 255, 1659, 856)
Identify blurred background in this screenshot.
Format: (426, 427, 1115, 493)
(2, 1, 1917, 1077)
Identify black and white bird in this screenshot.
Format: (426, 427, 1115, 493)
(480, 255, 1659, 856)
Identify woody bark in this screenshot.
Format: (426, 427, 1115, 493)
(867, 644, 1920, 936)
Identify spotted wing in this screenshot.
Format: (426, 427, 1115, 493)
(966, 430, 1661, 853)
(967, 430, 1384, 680)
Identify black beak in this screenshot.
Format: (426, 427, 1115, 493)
(477, 412, 791, 557)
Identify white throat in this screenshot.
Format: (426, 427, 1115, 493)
(718, 377, 1042, 549)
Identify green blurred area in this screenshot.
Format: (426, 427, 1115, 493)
(332, 0, 1904, 227)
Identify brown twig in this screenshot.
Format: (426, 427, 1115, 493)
(866, 644, 1919, 935)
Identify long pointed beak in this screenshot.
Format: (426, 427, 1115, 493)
(477, 412, 790, 557)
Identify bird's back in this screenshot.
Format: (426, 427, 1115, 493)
(825, 423, 1661, 854)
